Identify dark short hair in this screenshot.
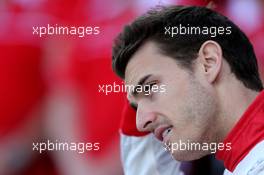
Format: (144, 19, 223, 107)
(112, 5, 263, 91)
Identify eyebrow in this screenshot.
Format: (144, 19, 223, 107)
(131, 74, 152, 97)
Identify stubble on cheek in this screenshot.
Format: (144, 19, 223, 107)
(172, 78, 217, 143)
(186, 79, 218, 141)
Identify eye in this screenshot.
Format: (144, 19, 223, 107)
(144, 81, 157, 96)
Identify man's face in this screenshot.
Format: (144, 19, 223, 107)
(125, 41, 218, 161)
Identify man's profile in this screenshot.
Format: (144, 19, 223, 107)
(112, 6, 264, 175)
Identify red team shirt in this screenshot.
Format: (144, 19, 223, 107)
(217, 90, 264, 174)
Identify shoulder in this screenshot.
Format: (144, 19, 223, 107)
(232, 140, 264, 175)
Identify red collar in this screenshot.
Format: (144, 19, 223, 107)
(216, 90, 264, 172)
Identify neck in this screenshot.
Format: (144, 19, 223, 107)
(216, 79, 259, 143)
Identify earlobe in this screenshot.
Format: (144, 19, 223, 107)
(198, 40, 223, 83)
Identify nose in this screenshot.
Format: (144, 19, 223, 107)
(136, 107, 157, 132)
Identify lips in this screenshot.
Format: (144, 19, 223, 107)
(154, 125, 173, 142)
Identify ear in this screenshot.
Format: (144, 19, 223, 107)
(197, 40, 223, 83)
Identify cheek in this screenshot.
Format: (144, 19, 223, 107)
(161, 79, 212, 129)
(182, 80, 217, 132)
(156, 85, 189, 124)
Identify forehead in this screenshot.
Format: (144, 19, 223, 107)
(124, 41, 180, 85)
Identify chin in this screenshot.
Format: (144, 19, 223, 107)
(171, 150, 208, 161)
